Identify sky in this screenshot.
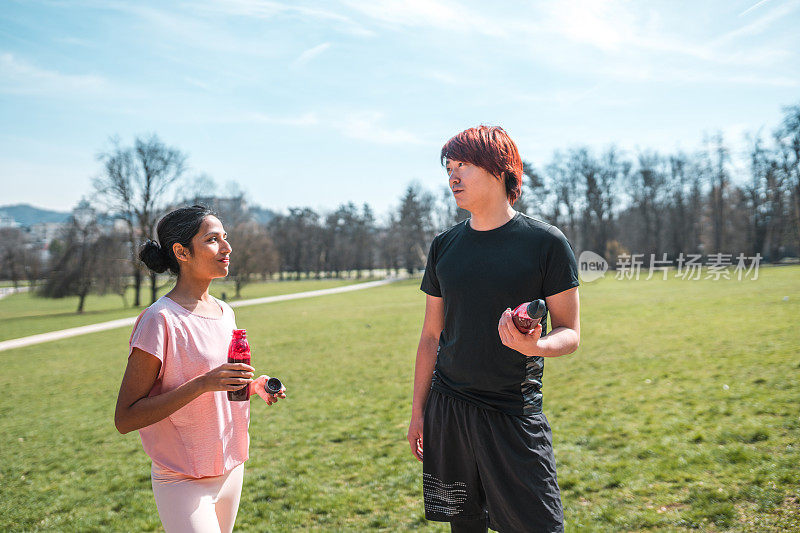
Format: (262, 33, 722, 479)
(1, 0, 799, 216)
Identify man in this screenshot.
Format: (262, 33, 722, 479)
(407, 125, 580, 533)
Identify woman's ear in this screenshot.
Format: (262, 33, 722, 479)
(173, 242, 190, 264)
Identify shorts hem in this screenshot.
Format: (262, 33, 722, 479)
(425, 512, 486, 523)
(487, 518, 563, 533)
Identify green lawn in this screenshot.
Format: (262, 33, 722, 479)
(0, 267, 798, 531)
(0, 278, 373, 342)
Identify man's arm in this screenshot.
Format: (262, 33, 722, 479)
(498, 286, 580, 357)
(407, 294, 444, 461)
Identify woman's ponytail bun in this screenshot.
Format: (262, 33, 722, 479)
(139, 239, 169, 274)
(139, 205, 216, 276)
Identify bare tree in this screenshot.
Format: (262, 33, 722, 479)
(0, 228, 26, 287)
(434, 185, 468, 232)
(355, 203, 377, 277)
(269, 208, 323, 279)
(702, 133, 733, 253)
(627, 151, 668, 259)
(227, 221, 279, 297)
(396, 184, 436, 273)
(40, 201, 128, 313)
(665, 152, 694, 258)
(521, 160, 548, 219)
(544, 150, 580, 241)
(94, 134, 187, 306)
(776, 104, 800, 255)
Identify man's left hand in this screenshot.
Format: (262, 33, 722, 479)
(498, 308, 543, 357)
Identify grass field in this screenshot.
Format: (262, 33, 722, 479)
(0, 278, 372, 342)
(1, 267, 799, 531)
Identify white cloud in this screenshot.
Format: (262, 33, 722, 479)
(341, 0, 505, 36)
(739, 0, 774, 17)
(188, 110, 320, 126)
(197, 0, 376, 37)
(524, 0, 798, 87)
(334, 111, 424, 145)
(0, 52, 113, 96)
(714, 0, 800, 45)
(293, 42, 332, 67)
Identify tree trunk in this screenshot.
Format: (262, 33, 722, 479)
(235, 279, 241, 299)
(150, 272, 157, 304)
(77, 291, 87, 313)
(133, 268, 142, 307)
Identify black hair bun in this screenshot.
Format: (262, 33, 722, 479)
(139, 240, 169, 273)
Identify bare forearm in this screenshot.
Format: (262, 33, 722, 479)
(536, 327, 580, 357)
(411, 336, 439, 417)
(116, 377, 207, 434)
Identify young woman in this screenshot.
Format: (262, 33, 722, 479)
(115, 205, 286, 533)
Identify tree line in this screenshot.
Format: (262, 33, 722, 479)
(1, 103, 797, 312)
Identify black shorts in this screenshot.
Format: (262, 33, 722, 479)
(423, 390, 564, 533)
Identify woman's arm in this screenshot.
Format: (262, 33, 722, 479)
(407, 295, 445, 461)
(114, 348, 254, 434)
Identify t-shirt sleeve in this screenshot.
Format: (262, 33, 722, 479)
(128, 308, 169, 362)
(542, 226, 580, 297)
(219, 300, 238, 330)
(420, 236, 442, 297)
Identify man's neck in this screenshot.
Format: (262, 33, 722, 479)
(468, 203, 517, 231)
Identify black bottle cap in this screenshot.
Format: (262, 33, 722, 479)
(527, 299, 547, 320)
(266, 377, 283, 394)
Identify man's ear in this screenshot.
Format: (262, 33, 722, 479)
(173, 242, 190, 264)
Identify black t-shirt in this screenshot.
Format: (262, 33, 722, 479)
(420, 212, 579, 415)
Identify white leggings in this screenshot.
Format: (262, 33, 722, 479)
(151, 462, 245, 533)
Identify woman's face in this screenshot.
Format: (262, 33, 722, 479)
(177, 215, 231, 280)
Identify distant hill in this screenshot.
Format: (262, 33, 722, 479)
(0, 204, 70, 226)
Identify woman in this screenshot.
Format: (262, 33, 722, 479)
(115, 205, 286, 533)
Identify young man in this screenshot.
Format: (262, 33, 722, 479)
(407, 126, 580, 533)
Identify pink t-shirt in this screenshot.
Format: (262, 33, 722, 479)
(128, 295, 249, 478)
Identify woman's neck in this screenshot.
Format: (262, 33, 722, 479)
(168, 273, 213, 304)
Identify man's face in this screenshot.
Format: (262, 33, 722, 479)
(445, 159, 505, 211)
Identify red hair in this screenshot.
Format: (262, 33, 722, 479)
(440, 125, 523, 205)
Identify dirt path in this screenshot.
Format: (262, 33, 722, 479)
(0, 278, 400, 352)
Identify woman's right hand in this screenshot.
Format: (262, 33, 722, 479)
(200, 363, 255, 392)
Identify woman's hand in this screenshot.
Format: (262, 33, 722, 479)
(200, 363, 255, 393)
(250, 375, 287, 405)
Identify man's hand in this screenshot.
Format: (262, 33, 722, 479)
(498, 308, 543, 357)
(250, 375, 287, 405)
(407, 415, 424, 461)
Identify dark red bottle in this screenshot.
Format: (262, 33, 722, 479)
(511, 299, 547, 334)
(227, 329, 251, 401)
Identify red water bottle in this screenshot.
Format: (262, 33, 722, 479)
(511, 299, 547, 334)
(227, 329, 251, 401)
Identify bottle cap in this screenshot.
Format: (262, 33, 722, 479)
(232, 329, 247, 337)
(527, 300, 547, 320)
(266, 377, 283, 394)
